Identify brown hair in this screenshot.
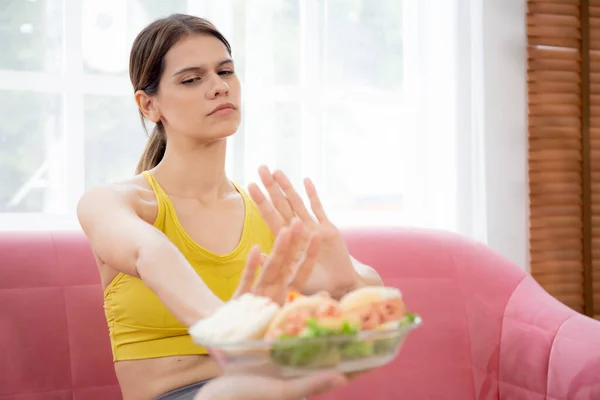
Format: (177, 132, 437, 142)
(130, 14, 232, 174)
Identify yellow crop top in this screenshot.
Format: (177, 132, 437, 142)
(103, 171, 275, 361)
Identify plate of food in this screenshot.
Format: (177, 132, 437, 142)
(189, 286, 421, 377)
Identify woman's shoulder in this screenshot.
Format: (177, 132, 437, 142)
(77, 174, 158, 225)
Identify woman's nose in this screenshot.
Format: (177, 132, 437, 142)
(208, 75, 230, 98)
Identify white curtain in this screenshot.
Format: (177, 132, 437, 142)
(0, 0, 507, 258)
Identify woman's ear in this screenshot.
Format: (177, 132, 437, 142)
(135, 90, 161, 123)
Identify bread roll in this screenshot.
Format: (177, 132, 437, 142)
(339, 286, 402, 313)
(188, 293, 280, 344)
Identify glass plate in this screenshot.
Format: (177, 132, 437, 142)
(194, 315, 422, 377)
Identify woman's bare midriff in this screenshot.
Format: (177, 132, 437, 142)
(115, 355, 221, 400)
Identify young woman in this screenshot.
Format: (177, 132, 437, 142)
(77, 14, 383, 400)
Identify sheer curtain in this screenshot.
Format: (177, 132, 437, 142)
(0, 0, 489, 244)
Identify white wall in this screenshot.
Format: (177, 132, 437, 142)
(481, 0, 529, 270)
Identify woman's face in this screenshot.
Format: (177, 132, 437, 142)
(148, 34, 241, 142)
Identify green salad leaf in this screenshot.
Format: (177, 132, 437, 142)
(270, 318, 357, 367)
(339, 339, 374, 359)
(398, 313, 418, 327)
(304, 318, 359, 337)
(373, 336, 401, 355)
(270, 339, 337, 367)
(270, 313, 419, 367)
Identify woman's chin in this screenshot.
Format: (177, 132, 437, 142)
(208, 120, 240, 139)
(194, 125, 239, 143)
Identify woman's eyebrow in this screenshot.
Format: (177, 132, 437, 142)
(172, 59, 234, 76)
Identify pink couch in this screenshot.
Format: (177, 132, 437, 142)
(1, 228, 599, 400)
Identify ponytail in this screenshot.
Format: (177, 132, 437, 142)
(135, 120, 166, 174)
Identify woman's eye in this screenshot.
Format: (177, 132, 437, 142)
(182, 77, 201, 85)
(218, 70, 234, 76)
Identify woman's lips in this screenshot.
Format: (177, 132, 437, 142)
(208, 102, 237, 116)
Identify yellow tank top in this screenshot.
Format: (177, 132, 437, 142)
(103, 171, 275, 361)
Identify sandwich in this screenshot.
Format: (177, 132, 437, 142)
(339, 286, 407, 331)
(265, 293, 361, 367)
(265, 292, 359, 341)
(188, 293, 280, 345)
(338, 286, 416, 358)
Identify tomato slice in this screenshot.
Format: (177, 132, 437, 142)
(286, 291, 302, 303)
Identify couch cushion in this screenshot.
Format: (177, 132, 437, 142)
(0, 231, 119, 400)
(0, 287, 72, 394)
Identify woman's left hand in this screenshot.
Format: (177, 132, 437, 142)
(248, 166, 361, 298)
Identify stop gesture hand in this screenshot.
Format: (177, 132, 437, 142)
(233, 219, 320, 305)
(248, 166, 360, 298)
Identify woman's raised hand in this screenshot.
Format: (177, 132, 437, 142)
(247, 165, 359, 297)
(233, 219, 320, 305)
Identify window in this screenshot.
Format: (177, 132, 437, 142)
(0, 0, 462, 232)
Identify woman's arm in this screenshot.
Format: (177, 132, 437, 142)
(77, 185, 223, 327)
(314, 256, 383, 298)
(299, 254, 383, 299)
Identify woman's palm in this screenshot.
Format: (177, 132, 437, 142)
(247, 166, 357, 295)
(232, 219, 320, 305)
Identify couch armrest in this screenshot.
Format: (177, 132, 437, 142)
(499, 276, 588, 399)
(547, 314, 600, 399)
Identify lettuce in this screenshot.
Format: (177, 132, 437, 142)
(305, 318, 358, 337)
(339, 339, 374, 359)
(372, 336, 401, 355)
(270, 318, 357, 367)
(398, 313, 417, 327)
(269, 314, 419, 367)
(270, 339, 338, 367)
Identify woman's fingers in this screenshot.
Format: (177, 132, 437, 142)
(272, 169, 315, 226)
(194, 372, 347, 400)
(255, 227, 292, 287)
(279, 371, 347, 399)
(286, 218, 310, 263)
(258, 165, 295, 222)
(252, 167, 325, 237)
(247, 169, 326, 302)
(304, 178, 329, 223)
(252, 220, 317, 303)
(344, 369, 373, 380)
(260, 253, 268, 265)
(288, 232, 320, 292)
(276, 220, 305, 282)
(233, 245, 262, 298)
(248, 182, 286, 234)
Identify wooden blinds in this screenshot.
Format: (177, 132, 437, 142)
(527, 0, 599, 319)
